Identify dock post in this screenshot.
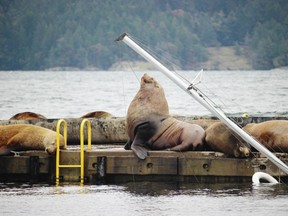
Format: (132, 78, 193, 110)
(96, 156, 107, 184)
(29, 156, 40, 183)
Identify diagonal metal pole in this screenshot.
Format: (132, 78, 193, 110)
(116, 32, 288, 175)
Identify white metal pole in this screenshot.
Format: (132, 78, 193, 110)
(116, 33, 288, 174)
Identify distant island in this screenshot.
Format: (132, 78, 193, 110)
(0, 0, 287, 71)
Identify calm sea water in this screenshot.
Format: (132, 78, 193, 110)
(0, 182, 288, 216)
(0, 70, 288, 215)
(0, 70, 287, 119)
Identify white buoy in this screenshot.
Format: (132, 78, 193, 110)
(252, 172, 279, 184)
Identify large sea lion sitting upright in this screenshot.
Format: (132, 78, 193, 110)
(0, 124, 66, 155)
(125, 73, 205, 159)
(243, 120, 288, 152)
(205, 122, 251, 158)
(126, 73, 169, 140)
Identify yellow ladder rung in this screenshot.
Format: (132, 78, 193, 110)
(58, 165, 82, 168)
(55, 119, 92, 185)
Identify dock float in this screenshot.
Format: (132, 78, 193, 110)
(0, 116, 288, 184)
(0, 147, 287, 184)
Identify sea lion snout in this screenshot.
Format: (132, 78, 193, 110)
(142, 73, 154, 83)
(44, 134, 65, 154)
(234, 144, 251, 158)
(141, 73, 160, 88)
(239, 145, 251, 157)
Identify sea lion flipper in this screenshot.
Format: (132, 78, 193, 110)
(129, 121, 158, 159)
(131, 143, 148, 160)
(131, 130, 149, 159)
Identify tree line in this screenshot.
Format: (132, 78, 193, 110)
(0, 0, 287, 70)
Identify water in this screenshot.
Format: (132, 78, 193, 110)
(0, 70, 288, 215)
(0, 70, 287, 119)
(0, 182, 288, 216)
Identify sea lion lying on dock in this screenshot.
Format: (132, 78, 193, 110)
(125, 114, 205, 159)
(80, 111, 113, 118)
(152, 117, 205, 151)
(243, 120, 288, 152)
(187, 119, 220, 130)
(0, 124, 66, 155)
(9, 112, 46, 120)
(125, 73, 205, 159)
(205, 122, 251, 158)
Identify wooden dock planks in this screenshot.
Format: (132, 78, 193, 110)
(0, 148, 287, 184)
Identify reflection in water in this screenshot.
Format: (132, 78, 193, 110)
(0, 182, 288, 215)
(122, 181, 288, 198)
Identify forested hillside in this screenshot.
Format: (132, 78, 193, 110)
(0, 0, 287, 70)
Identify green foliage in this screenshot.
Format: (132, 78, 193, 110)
(246, 1, 288, 69)
(0, 0, 287, 70)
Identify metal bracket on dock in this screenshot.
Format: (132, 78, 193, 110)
(10, 151, 21, 157)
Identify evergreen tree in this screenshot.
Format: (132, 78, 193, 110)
(0, 0, 287, 70)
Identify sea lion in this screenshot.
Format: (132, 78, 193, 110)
(9, 112, 46, 120)
(152, 117, 205, 151)
(205, 122, 251, 158)
(126, 73, 169, 142)
(80, 111, 113, 118)
(0, 124, 66, 155)
(125, 114, 205, 159)
(188, 119, 220, 130)
(125, 73, 205, 159)
(243, 120, 288, 152)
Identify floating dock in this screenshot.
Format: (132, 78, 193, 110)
(1, 148, 288, 184)
(1, 116, 288, 184)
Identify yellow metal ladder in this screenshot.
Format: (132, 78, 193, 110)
(55, 119, 92, 185)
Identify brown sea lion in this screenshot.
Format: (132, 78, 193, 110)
(125, 114, 205, 159)
(10, 112, 46, 120)
(243, 120, 288, 152)
(80, 111, 113, 118)
(189, 119, 220, 130)
(152, 117, 205, 151)
(205, 122, 251, 158)
(0, 124, 66, 155)
(126, 73, 169, 142)
(125, 73, 205, 159)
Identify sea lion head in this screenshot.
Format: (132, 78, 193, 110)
(205, 122, 251, 158)
(233, 143, 251, 158)
(43, 134, 66, 154)
(141, 73, 161, 89)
